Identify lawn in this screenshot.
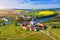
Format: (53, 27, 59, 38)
(49, 28, 60, 40)
(0, 24, 52, 40)
(53, 29, 60, 36)
(47, 22, 60, 40)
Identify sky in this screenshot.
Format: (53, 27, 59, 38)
(0, 0, 60, 9)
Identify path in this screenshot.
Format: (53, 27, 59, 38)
(40, 30, 56, 40)
(40, 25, 56, 40)
(17, 26, 56, 40)
(0, 25, 56, 40)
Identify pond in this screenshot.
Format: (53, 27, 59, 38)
(3, 22, 13, 25)
(35, 14, 57, 22)
(35, 17, 53, 22)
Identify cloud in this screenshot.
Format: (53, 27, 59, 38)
(0, 0, 60, 9)
(2, 3, 60, 9)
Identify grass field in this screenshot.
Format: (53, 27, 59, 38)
(46, 22, 60, 40)
(49, 28, 60, 40)
(0, 22, 60, 40)
(0, 24, 53, 40)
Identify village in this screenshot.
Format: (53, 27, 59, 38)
(0, 10, 56, 31)
(0, 9, 60, 40)
(0, 11, 45, 31)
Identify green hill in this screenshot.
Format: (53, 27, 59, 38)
(0, 24, 52, 40)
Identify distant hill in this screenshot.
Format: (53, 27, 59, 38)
(13, 8, 60, 11)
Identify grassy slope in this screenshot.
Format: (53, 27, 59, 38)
(0, 24, 52, 40)
(47, 22, 60, 40)
(49, 28, 60, 40)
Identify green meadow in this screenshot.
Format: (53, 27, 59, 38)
(0, 24, 52, 40)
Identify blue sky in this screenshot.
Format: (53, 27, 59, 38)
(0, 0, 60, 9)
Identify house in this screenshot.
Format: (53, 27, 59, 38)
(2, 17, 13, 21)
(21, 23, 26, 30)
(2, 17, 8, 21)
(21, 21, 45, 31)
(36, 22, 45, 30)
(1, 17, 13, 25)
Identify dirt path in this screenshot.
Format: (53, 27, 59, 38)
(40, 30, 56, 40)
(0, 25, 56, 40)
(40, 25, 56, 40)
(16, 26, 56, 40)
